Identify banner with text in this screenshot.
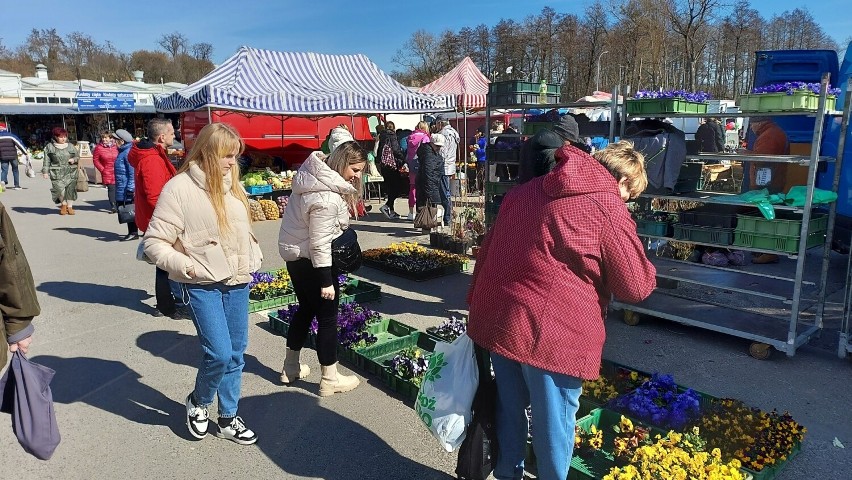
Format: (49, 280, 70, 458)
(76, 91, 136, 111)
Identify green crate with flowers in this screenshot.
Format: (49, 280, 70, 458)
(249, 271, 381, 313)
(357, 331, 437, 401)
(579, 361, 650, 419)
(626, 90, 711, 115)
(691, 398, 805, 480)
(739, 82, 840, 113)
(425, 316, 468, 343)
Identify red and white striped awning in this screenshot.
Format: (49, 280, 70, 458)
(419, 57, 490, 111)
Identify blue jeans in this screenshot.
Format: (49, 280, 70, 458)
(491, 353, 583, 480)
(183, 282, 250, 418)
(439, 174, 453, 225)
(1, 161, 20, 188)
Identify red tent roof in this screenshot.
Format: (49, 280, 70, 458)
(419, 57, 490, 110)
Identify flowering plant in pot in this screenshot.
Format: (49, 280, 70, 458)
(363, 241, 466, 272)
(633, 89, 711, 103)
(426, 316, 467, 342)
(276, 301, 380, 349)
(752, 82, 841, 96)
(249, 268, 292, 300)
(388, 346, 429, 386)
(609, 373, 702, 430)
(573, 423, 604, 459)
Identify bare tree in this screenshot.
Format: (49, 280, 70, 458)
(191, 42, 214, 62)
(667, 0, 722, 91)
(22, 28, 65, 70)
(391, 30, 442, 86)
(158, 32, 188, 59)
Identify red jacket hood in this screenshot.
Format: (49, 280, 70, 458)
(128, 140, 166, 169)
(542, 144, 620, 199)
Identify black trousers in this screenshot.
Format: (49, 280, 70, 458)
(155, 267, 176, 316)
(382, 168, 404, 210)
(106, 184, 116, 208)
(286, 258, 340, 366)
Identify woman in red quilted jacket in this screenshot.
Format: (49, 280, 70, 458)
(467, 140, 657, 480)
(93, 131, 119, 213)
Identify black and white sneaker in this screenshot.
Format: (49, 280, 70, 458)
(185, 394, 209, 439)
(215, 416, 257, 445)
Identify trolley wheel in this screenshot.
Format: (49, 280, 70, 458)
(623, 310, 641, 326)
(748, 342, 772, 360)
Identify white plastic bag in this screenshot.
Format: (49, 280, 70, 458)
(415, 333, 479, 452)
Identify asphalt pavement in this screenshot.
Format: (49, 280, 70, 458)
(0, 172, 849, 479)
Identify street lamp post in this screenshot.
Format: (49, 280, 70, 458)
(596, 51, 609, 93)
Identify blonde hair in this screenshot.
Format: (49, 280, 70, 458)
(415, 121, 430, 133)
(593, 140, 648, 199)
(325, 141, 367, 215)
(178, 123, 249, 233)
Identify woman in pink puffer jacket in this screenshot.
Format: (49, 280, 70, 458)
(405, 121, 431, 220)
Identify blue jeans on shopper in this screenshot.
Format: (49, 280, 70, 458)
(1, 161, 20, 188)
(183, 282, 250, 418)
(491, 352, 583, 480)
(439, 174, 453, 225)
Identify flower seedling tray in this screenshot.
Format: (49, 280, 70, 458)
(357, 331, 437, 401)
(249, 292, 298, 313)
(673, 224, 735, 245)
(363, 258, 467, 281)
(741, 440, 801, 480)
(339, 280, 382, 305)
(739, 92, 836, 112)
(267, 312, 316, 349)
(626, 98, 709, 115)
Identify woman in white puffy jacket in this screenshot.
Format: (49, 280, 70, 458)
(144, 123, 263, 446)
(278, 141, 367, 397)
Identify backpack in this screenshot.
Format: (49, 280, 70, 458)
(380, 143, 396, 168)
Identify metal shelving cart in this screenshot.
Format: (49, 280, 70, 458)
(611, 73, 848, 359)
(834, 81, 852, 358)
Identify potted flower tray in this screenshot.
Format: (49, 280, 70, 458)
(249, 292, 298, 313)
(363, 258, 468, 281)
(337, 318, 417, 370)
(250, 278, 381, 313)
(356, 331, 437, 401)
(625, 98, 709, 115)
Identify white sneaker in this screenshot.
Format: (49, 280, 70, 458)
(406, 212, 415, 221)
(379, 204, 393, 219)
(215, 416, 257, 445)
(185, 394, 209, 439)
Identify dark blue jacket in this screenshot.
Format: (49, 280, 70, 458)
(114, 142, 135, 202)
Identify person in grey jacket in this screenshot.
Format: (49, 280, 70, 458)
(278, 141, 367, 397)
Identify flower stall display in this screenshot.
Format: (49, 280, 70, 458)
(363, 241, 468, 280)
(694, 398, 805, 477)
(389, 346, 430, 387)
(626, 89, 712, 115)
(610, 373, 703, 431)
(426, 316, 467, 343)
(740, 82, 841, 113)
(272, 301, 381, 350)
(249, 271, 380, 313)
(603, 429, 746, 480)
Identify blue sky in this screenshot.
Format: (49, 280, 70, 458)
(1, 0, 849, 76)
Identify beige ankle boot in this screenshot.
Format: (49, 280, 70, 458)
(280, 348, 310, 385)
(319, 363, 360, 397)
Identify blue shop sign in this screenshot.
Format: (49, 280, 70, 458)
(76, 91, 136, 111)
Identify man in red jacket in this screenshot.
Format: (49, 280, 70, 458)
(128, 118, 185, 318)
(467, 141, 656, 480)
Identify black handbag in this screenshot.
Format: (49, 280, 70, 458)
(455, 346, 498, 480)
(331, 227, 362, 273)
(117, 202, 135, 224)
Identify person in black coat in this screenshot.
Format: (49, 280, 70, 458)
(695, 118, 725, 152)
(415, 133, 445, 213)
(376, 121, 406, 219)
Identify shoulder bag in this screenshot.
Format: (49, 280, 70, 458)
(414, 200, 441, 230)
(76, 166, 89, 192)
(331, 227, 362, 273)
(117, 202, 135, 224)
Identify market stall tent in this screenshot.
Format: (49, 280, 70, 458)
(418, 56, 490, 111)
(154, 46, 455, 115)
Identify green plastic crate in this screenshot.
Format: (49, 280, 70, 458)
(626, 98, 709, 115)
(248, 293, 297, 313)
(267, 312, 316, 348)
(487, 147, 521, 163)
(735, 212, 827, 237)
(491, 92, 560, 107)
(740, 92, 837, 113)
(489, 80, 561, 96)
(672, 161, 706, 193)
(340, 280, 382, 305)
(673, 224, 735, 245)
(523, 121, 553, 135)
(741, 440, 801, 480)
(357, 331, 436, 399)
(733, 230, 826, 254)
(635, 218, 671, 236)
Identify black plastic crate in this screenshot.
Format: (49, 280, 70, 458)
(488, 147, 520, 163)
(672, 162, 705, 193)
(679, 206, 756, 229)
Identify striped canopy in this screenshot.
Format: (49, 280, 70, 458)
(419, 57, 490, 111)
(154, 47, 455, 115)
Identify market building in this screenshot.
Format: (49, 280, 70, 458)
(0, 64, 186, 149)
